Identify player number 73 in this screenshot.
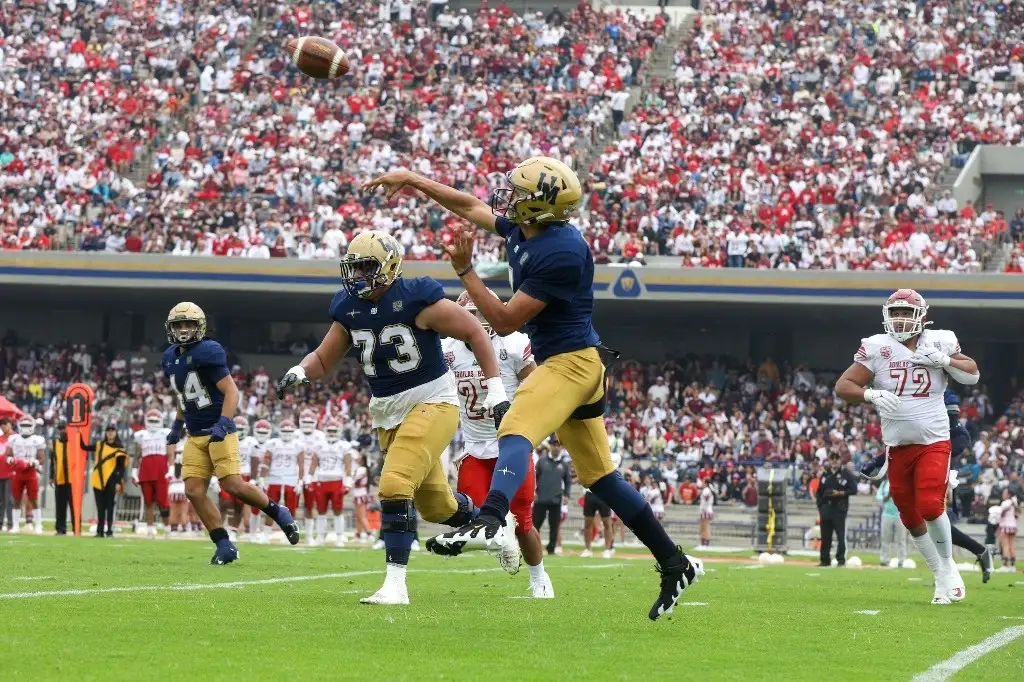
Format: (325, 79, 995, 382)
(888, 367, 931, 398)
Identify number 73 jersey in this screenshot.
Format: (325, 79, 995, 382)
(854, 329, 960, 447)
(162, 339, 230, 435)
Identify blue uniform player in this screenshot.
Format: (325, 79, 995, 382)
(862, 390, 992, 581)
(275, 230, 510, 605)
(364, 157, 703, 620)
(162, 302, 299, 564)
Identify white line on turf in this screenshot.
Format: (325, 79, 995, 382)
(1000, 616, 1024, 620)
(907, 577, 922, 581)
(678, 602, 708, 607)
(855, 610, 880, 616)
(12, 576, 56, 581)
(909, 626, 1024, 682)
(0, 563, 638, 600)
(806, 573, 820, 577)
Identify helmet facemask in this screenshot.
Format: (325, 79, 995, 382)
(339, 256, 388, 299)
(883, 303, 926, 342)
(169, 320, 201, 345)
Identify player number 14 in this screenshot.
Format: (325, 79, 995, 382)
(170, 371, 212, 410)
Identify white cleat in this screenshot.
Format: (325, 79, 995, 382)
(945, 566, 966, 602)
(602, 548, 615, 559)
(410, 540, 421, 552)
(359, 581, 409, 606)
(495, 512, 521, 575)
(580, 549, 593, 558)
(529, 574, 555, 599)
(932, 580, 951, 605)
(372, 539, 386, 550)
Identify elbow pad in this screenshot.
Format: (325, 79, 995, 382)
(945, 365, 979, 385)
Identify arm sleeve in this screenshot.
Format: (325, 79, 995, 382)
(517, 252, 583, 303)
(494, 216, 515, 239)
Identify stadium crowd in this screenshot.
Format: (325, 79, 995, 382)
(3, 339, 1020, 517)
(3, 1, 1021, 272)
(581, 0, 1024, 270)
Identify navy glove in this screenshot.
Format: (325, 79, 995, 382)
(167, 419, 185, 445)
(209, 416, 237, 443)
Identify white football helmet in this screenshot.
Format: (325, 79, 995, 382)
(299, 409, 317, 435)
(323, 420, 341, 442)
(253, 419, 272, 443)
(455, 288, 501, 337)
(882, 288, 929, 342)
(279, 419, 296, 442)
(144, 409, 163, 431)
(234, 415, 250, 436)
(17, 416, 35, 437)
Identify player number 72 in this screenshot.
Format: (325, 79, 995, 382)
(888, 367, 931, 397)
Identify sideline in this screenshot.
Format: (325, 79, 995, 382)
(909, 626, 1024, 682)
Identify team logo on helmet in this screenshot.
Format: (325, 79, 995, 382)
(490, 156, 582, 226)
(339, 230, 404, 299)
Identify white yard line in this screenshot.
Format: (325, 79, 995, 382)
(0, 562, 638, 600)
(855, 610, 880, 616)
(910, 626, 1024, 682)
(11, 576, 56, 581)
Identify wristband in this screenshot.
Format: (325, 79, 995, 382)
(456, 264, 473, 278)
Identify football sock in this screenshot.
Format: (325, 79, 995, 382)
(480, 435, 532, 521)
(528, 561, 546, 579)
(305, 518, 315, 538)
(926, 514, 953, 560)
(912, 533, 943, 575)
(590, 473, 677, 564)
(249, 512, 261, 536)
(334, 514, 345, 538)
(12, 510, 20, 528)
(950, 524, 985, 556)
(316, 515, 327, 539)
(209, 527, 229, 545)
(261, 499, 282, 522)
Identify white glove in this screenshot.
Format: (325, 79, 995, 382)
(131, 467, 140, 486)
(481, 378, 509, 411)
(909, 347, 950, 368)
(303, 475, 312, 487)
(946, 469, 958, 494)
(864, 388, 901, 413)
(209, 478, 221, 495)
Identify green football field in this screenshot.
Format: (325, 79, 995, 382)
(1, 535, 1021, 681)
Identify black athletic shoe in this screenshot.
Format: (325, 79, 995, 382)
(649, 548, 704, 621)
(860, 452, 888, 480)
(273, 506, 301, 545)
(978, 548, 993, 583)
(817, 562, 831, 567)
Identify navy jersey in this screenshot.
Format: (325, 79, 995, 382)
(949, 413, 972, 456)
(496, 216, 600, 362)
(162, 339, 230, 434)
(330, 276, 450, 398)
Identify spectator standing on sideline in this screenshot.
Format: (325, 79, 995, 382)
(0, 418, 13, 531)
(876, 478, 907, 567)
(533, 444, 572, 556)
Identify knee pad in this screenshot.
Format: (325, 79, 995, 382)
(378, 472, 414, 500)
(442, 491, 477, 528)
(380, 499, 417, 534)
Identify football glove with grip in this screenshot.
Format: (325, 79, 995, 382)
(167, 420, 185, 445)
(276, 365, 309, 399)
(209, 415, 237, 443)
(864, 388, 901, 413)
(909, 348, 951, 368)
(482, 379, 511, 432)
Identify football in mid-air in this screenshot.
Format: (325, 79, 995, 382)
(284, 36, 350, 79)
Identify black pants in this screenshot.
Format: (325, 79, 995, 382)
(94, 479, 118, 535)
(532, 501, 561, 553)
(0, 479, 11, 530)
(985, 522, 998, 546)
(54, 483, 72, 534)
(819, 510, 847, 564)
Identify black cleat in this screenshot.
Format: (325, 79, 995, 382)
(860, 452, 888, 481)
(977, 548, 993, 583)
(273, 506, 301, 545)
(649, 548, 704, 621)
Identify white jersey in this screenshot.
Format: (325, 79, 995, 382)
(642, 485, 664, 514)
(369, 372, 458, 431)
(296, 430, 326, 471)
(442, 331, 533, 453)
(7, 434, 45, 465)
(133, 429, 170, 458)
(317, 439, 351, 481)
(265, 438, 303, 485)
(854, 329, 960, 446)
(238, 436, 260, 476)
(699, 486, 715, 515)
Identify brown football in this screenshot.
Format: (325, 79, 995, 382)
(284, 36, 350, 80)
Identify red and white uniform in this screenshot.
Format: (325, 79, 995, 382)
(699, 485, 715, 521)
(220, 435, 259, 503)
(265, 437, 302, 512)
(854, 328, 961, 529)
(169, 442, 186, 503)
(7, 433, 45, 502)
(351, 465, 370, 505)
(642, 484, 665, 520)
(133, 428, 170, 508)
(316, 439, 351, 514)
(999, 497, 1018, 536)
(297, 429, 326, 512)
(443, 331, 535, 535)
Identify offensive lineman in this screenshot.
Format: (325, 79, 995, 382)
(162, 302, 300, 564)
(132, 409, 173, 537)
(835, 289, 979, 604)
(5, 416, 45, 533)
(443, 289, 555, 598)
(276, 230, 511, 605)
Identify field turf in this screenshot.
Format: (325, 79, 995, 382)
(1, 535, 1021, 681)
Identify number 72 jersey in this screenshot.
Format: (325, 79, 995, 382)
(162, 339, 230, 435)
(853, 329, 960, 447)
